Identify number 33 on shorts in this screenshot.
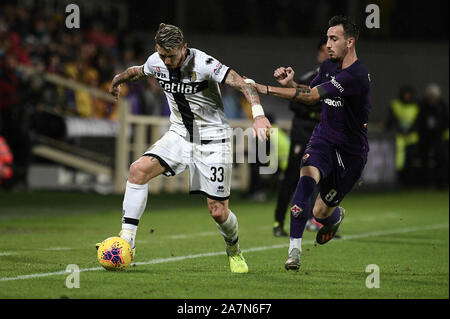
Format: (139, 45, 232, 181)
(210, 166, 224, 182)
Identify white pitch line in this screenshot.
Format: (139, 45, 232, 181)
(0, 252, 18, 256)
(41, 247, 72, 251)
(164, 231, 218, 240)
(0, 247, 72, 256)
(0, 223, 447, 282)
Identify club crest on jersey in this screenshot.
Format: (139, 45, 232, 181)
(188, 71, 196, 82)
(291, 205, 302, 218)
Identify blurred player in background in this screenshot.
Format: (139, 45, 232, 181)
(417, 83, 449, 188)
(384, 86, 420, 186)
(104, 23, 272, 273)
(272, 38, 328, 237)
(251, 15, 371, 271)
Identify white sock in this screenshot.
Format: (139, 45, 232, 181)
(289, 238, 302, 254)
(121, 181, 148, 233)
(216, 210, 239, 246)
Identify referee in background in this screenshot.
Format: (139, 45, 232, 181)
(273, 38, 328, 237)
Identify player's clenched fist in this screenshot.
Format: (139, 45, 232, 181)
(274, 67, 295, 87)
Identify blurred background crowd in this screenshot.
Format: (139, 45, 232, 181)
(0, 0, 448, 191)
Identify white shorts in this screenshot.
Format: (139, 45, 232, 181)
(144, 130, 233, 200)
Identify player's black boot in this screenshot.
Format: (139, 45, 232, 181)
(273, 222, 288, 237)
(315, 207, 345, 245)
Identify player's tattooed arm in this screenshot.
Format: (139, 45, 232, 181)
(109, 65, 147, 100)
(253, 82, 322, 105)
(224, 69, 272, 141)
(224, 69, 261, 106)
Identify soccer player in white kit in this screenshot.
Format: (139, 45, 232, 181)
(105, 23, 272, 273)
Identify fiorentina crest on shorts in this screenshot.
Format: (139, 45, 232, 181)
(291, 205, 302, 218)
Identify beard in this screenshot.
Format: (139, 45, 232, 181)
(330, 56, 340, 62)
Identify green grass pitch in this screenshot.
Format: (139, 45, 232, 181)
(0, 189, 448, 299)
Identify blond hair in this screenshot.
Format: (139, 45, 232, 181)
(154, 23, 185, 50)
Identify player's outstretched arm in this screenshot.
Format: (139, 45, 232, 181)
(224, 69, 272, 141)
(253, 81, 323, 106)
(109, 65, 147, 100)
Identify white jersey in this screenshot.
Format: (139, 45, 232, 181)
(143, 48, 231, 141)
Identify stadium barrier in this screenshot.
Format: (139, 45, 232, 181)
(18, 65, 395, 194)
(19, 64, 292, 194)
(114, 101, 291, 194)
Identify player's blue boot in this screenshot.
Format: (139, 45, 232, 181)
(315, 207, 345, 245)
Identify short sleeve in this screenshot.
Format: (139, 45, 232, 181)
(143, 55, 156, 77)
(309, 70, 321, 88)
(199, 54, 230, 83)
(317, 71, 361, 98)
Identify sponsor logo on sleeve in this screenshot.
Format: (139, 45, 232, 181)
(213, 62, 223, 75)
(330, 77, 344, 93)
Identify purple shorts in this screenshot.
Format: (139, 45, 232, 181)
(300, 139, 367, 207)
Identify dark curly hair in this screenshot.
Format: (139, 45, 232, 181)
(328, 15, 359, 41)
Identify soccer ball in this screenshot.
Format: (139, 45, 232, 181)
(97, 237, 133, 271)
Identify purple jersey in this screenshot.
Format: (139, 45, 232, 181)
(309, 58, 371, 155)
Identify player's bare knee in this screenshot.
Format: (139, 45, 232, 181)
(129, 156, 165, 184)
(313, 206, 325, 219)
(128, 159, 150, 184)
(313, 204, 335, 219)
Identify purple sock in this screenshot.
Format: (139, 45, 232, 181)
(314, 207, 341, 226)
(290, 176, 316, 238)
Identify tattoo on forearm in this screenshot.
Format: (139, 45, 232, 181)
(293, 87, 311, 100)
(243, 85, 259, 104)
(113, 66, 146, 86)
(226, 69, 260, 105)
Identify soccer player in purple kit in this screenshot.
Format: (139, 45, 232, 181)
(250, 15, 370, 271)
